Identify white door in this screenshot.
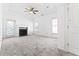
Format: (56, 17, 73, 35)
(68, 4, 79, 55)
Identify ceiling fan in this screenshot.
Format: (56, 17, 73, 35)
(24, 7, 39, 14)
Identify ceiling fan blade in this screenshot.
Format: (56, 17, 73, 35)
(30, 8, 34, 11)
(33, 11, 36, 14)
(33, 10, 39, 12)
(25, 8, 30, 10)
(24, 11, 28, 12)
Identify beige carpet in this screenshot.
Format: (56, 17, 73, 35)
(0, 35, 76, 56)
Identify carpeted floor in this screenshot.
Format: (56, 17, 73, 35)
(0, 35, 76, 56)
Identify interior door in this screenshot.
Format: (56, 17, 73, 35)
(68, 3, 79, 55)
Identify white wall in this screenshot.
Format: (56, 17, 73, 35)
(57, 4, 67, 49)
(66, 4, 79, 55)
(33, 14, 57, 38)
(2, 4, 33, 39)
(0, 4, 2, 49)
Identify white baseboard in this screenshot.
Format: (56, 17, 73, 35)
(68, 48, 79, 56)
(58, 48, 78, 56)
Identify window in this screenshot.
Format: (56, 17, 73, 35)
(7, 20, 16, 37)
(34, 22, 39, 31)
(35, 22, 38, 27)
(52, 18, 58, 33)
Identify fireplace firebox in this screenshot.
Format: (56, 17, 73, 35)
(19, 27, 28, 36)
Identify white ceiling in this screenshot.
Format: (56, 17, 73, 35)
(3, 3, 65, 20)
